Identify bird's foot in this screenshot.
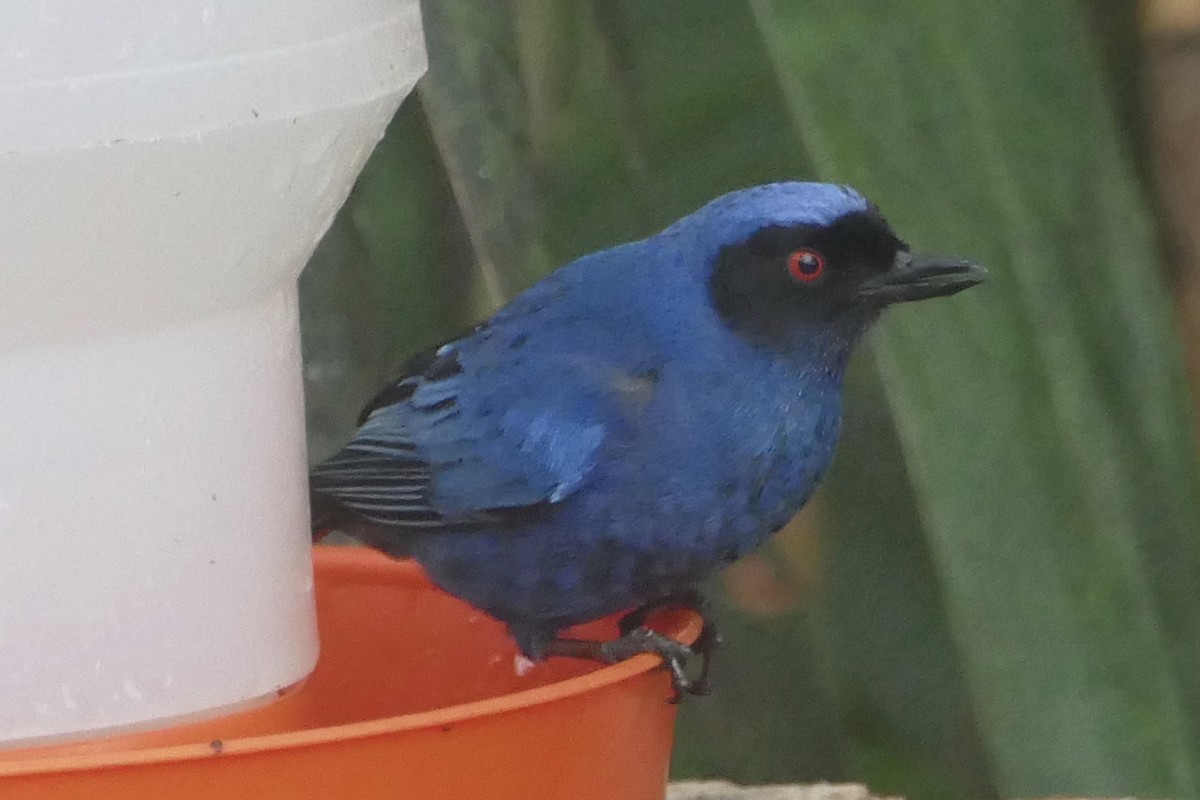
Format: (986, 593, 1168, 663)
(542, 592, 719, 702)
(620, 591, 720, 699)
(543, 628, 701, 702)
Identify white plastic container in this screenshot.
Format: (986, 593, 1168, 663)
(0, 0, 426, 745)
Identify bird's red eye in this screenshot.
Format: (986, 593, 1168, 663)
(787, 249, 826, 283)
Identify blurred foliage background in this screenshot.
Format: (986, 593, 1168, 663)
(299, 1, 1200, 798)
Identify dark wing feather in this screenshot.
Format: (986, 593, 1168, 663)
(355, 333, 469, 425)
(310, 450, 446, 528)
(310, 335, 616, 532)
(311, 268, 665, 535)
(312, 360, 443, 525)
(313, 339, 458, 529)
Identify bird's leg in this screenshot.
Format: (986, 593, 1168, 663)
(618, 590, 720, 698)
(542, 590, 719, 701)
(542, 628, 697, 701)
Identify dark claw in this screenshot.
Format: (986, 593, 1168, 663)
(598, 627, 692, 701)
(617, 591, 720, 701)
(542, 591, 720, 701)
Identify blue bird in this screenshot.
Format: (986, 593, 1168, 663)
(310, 182, 984, 696)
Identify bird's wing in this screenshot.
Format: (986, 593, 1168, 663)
(310, 330, 652, 531)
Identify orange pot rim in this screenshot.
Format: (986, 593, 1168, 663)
(0, 547, 701, 779)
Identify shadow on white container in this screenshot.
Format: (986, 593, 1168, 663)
(0, 0, 426, 746)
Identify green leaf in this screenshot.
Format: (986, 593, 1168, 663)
(753, 0, 1200, 795)
(418, 0, 554, 303)
(300, 94, 472, 457)
(821, 358, 996, 799)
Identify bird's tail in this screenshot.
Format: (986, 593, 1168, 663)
(309, 489, 344, 543)
(309, 487, 415, 556)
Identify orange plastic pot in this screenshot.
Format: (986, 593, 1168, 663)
(0, 546, 700, 799)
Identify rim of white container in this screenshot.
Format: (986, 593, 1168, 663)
(0, 1, 425, 153)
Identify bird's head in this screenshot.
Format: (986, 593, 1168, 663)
(673, 182, 985, 358)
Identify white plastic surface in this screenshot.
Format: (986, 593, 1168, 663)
(0, 0, 425, 744)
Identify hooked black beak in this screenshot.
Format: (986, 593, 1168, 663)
(857, 253, 987, 305)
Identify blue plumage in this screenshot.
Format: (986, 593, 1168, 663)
(311, 182, 983, 676)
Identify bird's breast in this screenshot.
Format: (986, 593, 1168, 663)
(594, 359, 844, 557)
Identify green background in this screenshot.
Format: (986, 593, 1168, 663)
(300, 2, 1200, 797)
